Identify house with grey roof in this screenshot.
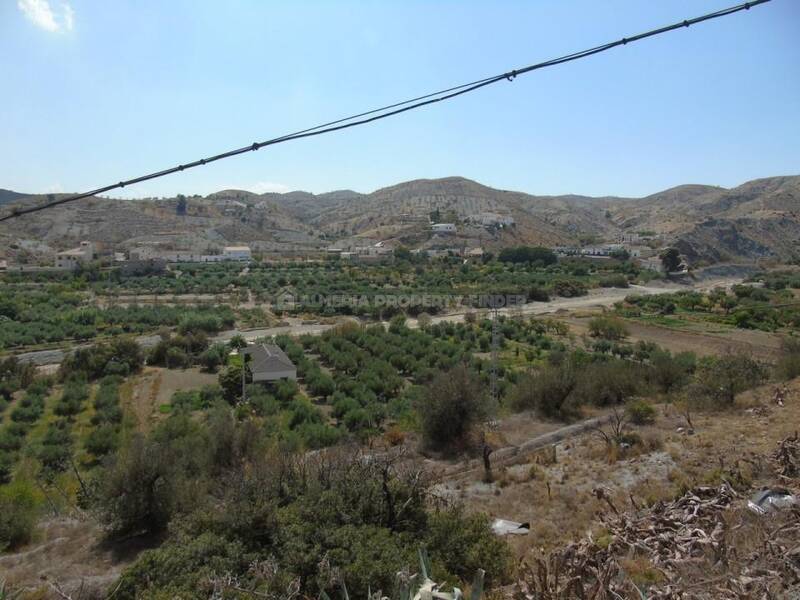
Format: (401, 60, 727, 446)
(241, 343, 297, 382)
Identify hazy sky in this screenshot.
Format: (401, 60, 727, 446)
(2, 0, 798, 199)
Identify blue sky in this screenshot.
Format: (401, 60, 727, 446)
(1, 0, 798, 199)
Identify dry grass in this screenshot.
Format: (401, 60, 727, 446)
(448, 377, 800, 560)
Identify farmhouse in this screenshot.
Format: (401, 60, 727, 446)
(55, 241, 94, 270)
(222, 246, 252, 261)
(431, 223, 456, 234)
(242, 344, 297, 382)
(129, 244, 252, 263)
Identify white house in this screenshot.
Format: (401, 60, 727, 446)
(128, 245, 251, 263)
(55, 241, 94, 270)
(222, 246, 252, 261)
(431, 223, 457, 234)
(469, 213, 515, 227)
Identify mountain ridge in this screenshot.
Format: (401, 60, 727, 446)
(1, 174, 798, 264)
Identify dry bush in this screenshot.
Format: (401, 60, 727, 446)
(384, 426, 405, 447)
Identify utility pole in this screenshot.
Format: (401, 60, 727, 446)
(490, 305, 499, 406)
(240, 352, 250, 403)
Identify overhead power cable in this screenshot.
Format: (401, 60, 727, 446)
(0, 0, 770, 222)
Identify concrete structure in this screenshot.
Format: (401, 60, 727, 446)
(431, 223, 457, 234)
(553, 243, 634, 258)
(468, 212, 515, 227)
(129, 245, 251, 263)
(55, 241, 94, 270)
(241, 343, 297, 382)
(222, 246, 252, 261)
(335, 244, 393, 263)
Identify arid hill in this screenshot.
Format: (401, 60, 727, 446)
(1, 175, 798, 264)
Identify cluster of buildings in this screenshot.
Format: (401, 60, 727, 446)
(325, 242, 394, 263)
(429, 213, 515, 235)
(552, 243, 642, 258)
(51, 241, 252, 270)
(466, 212, 515, 228)
(128, 245, 252, 263)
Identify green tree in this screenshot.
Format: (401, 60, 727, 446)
(510, 360, 579, 420)
(417, 365, 490, 455)
(218, 365, 245, 405)
(588, 316, 629, 341)
(498, 246, 557, 265)
(689, 352, 766, 408)
(176, 194, 188, 216)
(659, 247, 683, 273)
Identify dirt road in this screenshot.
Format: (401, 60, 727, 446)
(11, 277, 745, 366)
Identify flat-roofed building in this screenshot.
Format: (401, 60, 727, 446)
(431, 223, 456, 234)
(223, 246, 252, 261)
(55, 241, 94, 270)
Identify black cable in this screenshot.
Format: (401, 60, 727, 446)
(0, 0, 770, 223)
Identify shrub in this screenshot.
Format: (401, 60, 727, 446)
(552, 279, 587, 298)
(588, 316, 629, 340)
(343, 407, 371, 432)
(647, 349, 696, 394)
(510, 361, 579, 420)
(575, 360, 642, 407)
(54, 379, 89, 416)
(599, 274, 629, 288)
(92, 431, 204, 537)
(199, 343, 228, 372)
(94, 415, 505, 599)
(60, 338, 143, 380)
(0, 451, 14, 484)
(527, 286, 550, 302)
(165, 347, 190, 369)
(625, 399, 656, 425)
(776, 337, 800, 381)
(426, 507, 513, 586)
(85, 424, 119, 457)
(36, 441, 72, 475)
(0, 477, 42, 551)
(0, 429, 24, 452)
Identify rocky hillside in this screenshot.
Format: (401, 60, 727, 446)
(0, 175, 797, 264)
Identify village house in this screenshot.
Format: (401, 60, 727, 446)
(431, 223, 457, 234)
(222, 246, 252, 261)
(241, 344, 297, 382)
(55, 241, 94, 270)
